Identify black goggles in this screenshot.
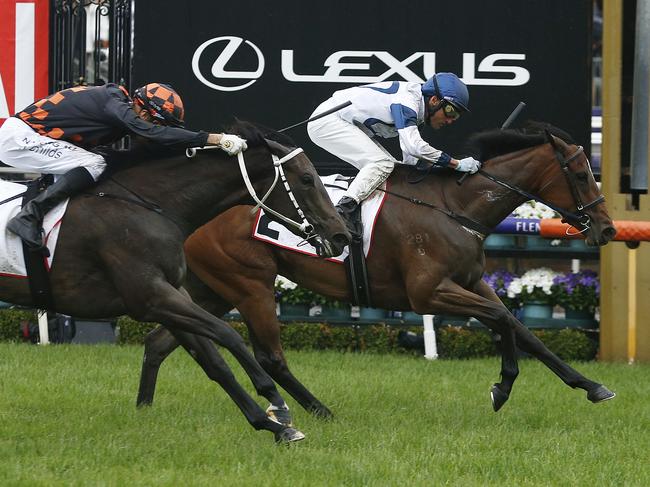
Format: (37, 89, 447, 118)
(442, 102, 461, 120)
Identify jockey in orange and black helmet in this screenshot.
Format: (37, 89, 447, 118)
(132, 83, 186, 128)
(0, 82, 247, 254)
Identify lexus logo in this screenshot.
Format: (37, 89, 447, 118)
(191, 36, 265, 92)
(192, 36, 530, 91)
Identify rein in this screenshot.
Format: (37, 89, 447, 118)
(473, 143, 605, 229)
(376, 186, 492, 235)
(186, 144, 316, 236)
(388, 142, 604, 236)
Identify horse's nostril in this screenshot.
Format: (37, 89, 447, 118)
(333, 232, 350, 246)
(602, 226, 617, 241)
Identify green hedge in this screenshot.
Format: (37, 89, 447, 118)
(0, 308, 37, 342)
(114, 317, 597, 361)
(0, 310, 595, 361)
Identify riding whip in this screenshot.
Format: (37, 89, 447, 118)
(276, 100, 352, 133)
(457, 101, 526, 185)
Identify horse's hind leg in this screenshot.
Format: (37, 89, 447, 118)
(168, 328, 304, 443)
(137, 326, 180, 407)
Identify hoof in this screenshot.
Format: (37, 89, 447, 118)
(274, 427, 306, 444)
(587, 385, 616, 403)
(309, 404, 334, 420)
(266, 405, 293, 427)
(490, 384, 509, 412)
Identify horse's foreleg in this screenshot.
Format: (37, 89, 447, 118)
(126, 280, 302, 442)
(472, 281, 615, 405)
(137, 326, 180, 407)
(240, 298, 333, 419)
(511, 319, 615, 403)
(415, 278, 520, 411)
(168, 328, 304, 443)
(136, 285, 234, 408)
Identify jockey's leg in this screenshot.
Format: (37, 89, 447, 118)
(307, 98, 397, 237)
(8, 167, 96, 254)
(0, 117, 105, 254)
(335, 159, 394, 238)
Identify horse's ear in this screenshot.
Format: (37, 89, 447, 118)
(544, 129, 559, 150)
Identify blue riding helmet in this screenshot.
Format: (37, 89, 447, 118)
(422, 73, 470, 112)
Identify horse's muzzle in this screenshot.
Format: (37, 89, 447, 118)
(586, 223, 617, 246)
(599, 225, 617, 245)
(313, 232, 349, 258)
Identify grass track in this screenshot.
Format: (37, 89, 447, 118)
(1, 343, 649, 486)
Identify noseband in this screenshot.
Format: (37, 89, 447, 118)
(185, 146, 316, 237)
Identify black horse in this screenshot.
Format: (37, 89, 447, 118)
(0, 122, 350, 443)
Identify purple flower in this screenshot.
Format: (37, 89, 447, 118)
(483, 269, 520, 308)
(552, 270, 599, 311)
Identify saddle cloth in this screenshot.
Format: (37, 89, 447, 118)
(251, 174, 387, 263)
(0, 179, 69, 277)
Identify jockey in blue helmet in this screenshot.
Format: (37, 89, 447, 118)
(307, 72, 480, 238)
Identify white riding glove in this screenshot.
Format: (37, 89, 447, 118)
(455, 157, 481, 174)
(219, 134, 248, 156)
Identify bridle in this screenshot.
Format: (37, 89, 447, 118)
(185, 145, 316, 237)
(392, 133, 607, 237)
(470, 133, 605, 232)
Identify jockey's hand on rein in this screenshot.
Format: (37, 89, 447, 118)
(215, 133, 248, 156)
(455, 156, 481, 174)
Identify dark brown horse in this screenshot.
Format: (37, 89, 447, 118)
(137, 125, 617, 420)
(0, 122, 350, 442)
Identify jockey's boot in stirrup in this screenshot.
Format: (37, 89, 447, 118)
(7, 167, 95, 256)
(335, 196, 362, 242)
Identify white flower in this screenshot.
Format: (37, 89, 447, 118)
(275, 275, 297, 291)
(507, 267, 560, 297)
(512, 200, 559, 220)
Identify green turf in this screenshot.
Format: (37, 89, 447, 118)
(0, 343, 648, 486)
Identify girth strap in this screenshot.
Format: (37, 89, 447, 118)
(343, 204, 373, 308)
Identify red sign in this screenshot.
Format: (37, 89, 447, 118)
(0, 0, 49, 124)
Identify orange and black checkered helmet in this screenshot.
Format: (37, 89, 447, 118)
(133, 82, 185, 127)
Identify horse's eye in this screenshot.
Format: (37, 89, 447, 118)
(301, 174, 315, 185)
(576, 172, 588, 183)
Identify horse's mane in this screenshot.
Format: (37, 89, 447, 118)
(467, 121, 576, 161)
(227, 119, 298, 149)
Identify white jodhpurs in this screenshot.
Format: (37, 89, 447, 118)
(0, 117, 106, 180)
(308, 98, 396, 203)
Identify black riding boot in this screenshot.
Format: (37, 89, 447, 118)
(335, 196, 362, 241)
(7, 167, 95, 255)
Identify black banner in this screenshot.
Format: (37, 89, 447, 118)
(132, 0, 592, 173)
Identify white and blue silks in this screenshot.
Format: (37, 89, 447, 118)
(307, 81, 451, 203)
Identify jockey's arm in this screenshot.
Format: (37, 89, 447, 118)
(107, 97, 247, 154)
(397, 125, 453, 167)
(389, 102, 453, 167)
(397, 126, 477, 172)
